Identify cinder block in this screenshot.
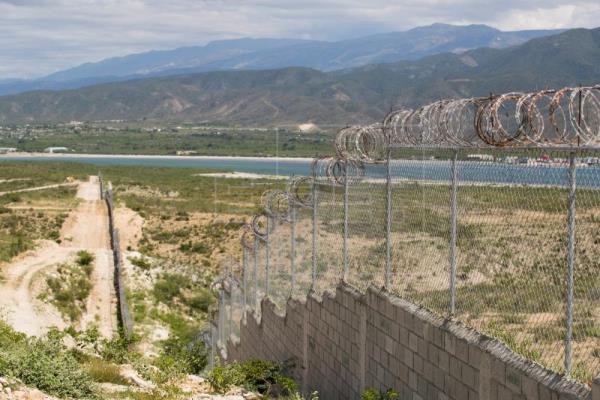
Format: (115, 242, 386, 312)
(409, 332, 419, 352)
(433, 367, 446, 390)
(444, 333, 456, 355)
(462, 364, 477, 390)
(439, 350, 450, 373)
(456, 339, 469, 363)
(409, 370, 418, 391)
(384, 335, 395, 354)
(428, 343, 439, 364)
(498, 384, 513, 400)
(492, 359, 506, 386)
(521, 375, 539, 400)
(404, 348, 414, 368)
(468, 388, 479, 400)
(414, 353, 424, 374)
(455, 381, 469, 400)
(468, 345, 482, 369)
(505, 365, 522, 394)
(449, 356, 461, 380)
(593, 375, 600, 400)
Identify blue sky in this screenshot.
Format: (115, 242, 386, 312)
(1, 0, 599, 79)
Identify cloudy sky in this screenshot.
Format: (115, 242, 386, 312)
(1, 0, 599, 79)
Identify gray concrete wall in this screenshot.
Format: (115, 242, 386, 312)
(225, 283, 593, 400)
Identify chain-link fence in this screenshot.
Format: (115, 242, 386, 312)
(213, 85, 600, 384)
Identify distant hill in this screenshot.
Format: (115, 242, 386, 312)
(0, 28, 599, 126)
(0, 24, 561, 96)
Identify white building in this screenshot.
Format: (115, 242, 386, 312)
(0, 147, 17, 154)
(44, 147, 69, 153)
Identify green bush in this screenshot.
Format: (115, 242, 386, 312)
(156, 335, 208, 376)
(183, 288, 215, 313)
(46, 262, 93, 321)
(0, 323, 97, 399)
(361, 388, 399, 400)
(207, 359, 298, 396)
(129, 256, 152, 270)
(153, 273, 189, 304)
(100, 335, 133, 364)
(76, 250, 95, 266)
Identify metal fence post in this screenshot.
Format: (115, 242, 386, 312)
(449, 151, 459, 316)
(290, 206, 296, 294)
(265, 219, 270, 298)
(385, 148, 392, 289)
(209, 324, 216, 369)
(228, 284, 233, 341)
(343, 162, 349, 281)
(565, 151, 577, 375)
(311, 178, 318, 288)
(218, 289, 225, 345)
(242, 247, 248, 318)
(253, 236, 259, 311)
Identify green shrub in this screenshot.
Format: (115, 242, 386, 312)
(155, 334, 207, 376)
(129, 256, 152, 270)
(362, 388, 399, 400)
(0, 323, 97, 399)
(153, 273, 189, 304)
(100, 335, 133, 364)
(183, 288, 215, 313)
(46, 262, 93, 321)
(76, 250, 95, 266)
(207, 359, 298, 396)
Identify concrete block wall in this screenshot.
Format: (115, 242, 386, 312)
(225, 283, 593, 400)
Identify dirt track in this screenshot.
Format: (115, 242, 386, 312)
(0, 176, 117, 337)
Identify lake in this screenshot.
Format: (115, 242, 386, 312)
(2, 154, 600, 188)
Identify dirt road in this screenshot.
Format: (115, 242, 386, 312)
(0, 176, 116, 337)
(0, 182, 78, 197)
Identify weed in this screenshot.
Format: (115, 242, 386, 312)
(362, 388, 399, 400)
(84, 357, 128, 385)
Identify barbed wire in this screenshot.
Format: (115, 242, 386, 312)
(383, 85, 600, 148)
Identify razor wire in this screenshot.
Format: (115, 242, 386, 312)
(384, 85, 600, 148)
(215, 83, 600, 384)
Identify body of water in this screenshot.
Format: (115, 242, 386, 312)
(2, 154, 600, 188)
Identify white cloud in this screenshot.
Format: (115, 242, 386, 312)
(0, 0, 599, 78)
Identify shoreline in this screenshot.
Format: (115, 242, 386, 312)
(0, 152, 313, 162)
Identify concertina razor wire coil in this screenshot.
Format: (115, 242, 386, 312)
(383, 85, 600, 148)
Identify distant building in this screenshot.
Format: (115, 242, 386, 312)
(0, 147, 17, 154)
(466, 154, 494, 162)
(176, 150, 198, 156)
(44, 147, 69, 153)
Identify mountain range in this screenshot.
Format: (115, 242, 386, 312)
(0, 27, 599, 126)
(0, 24, 561, 96)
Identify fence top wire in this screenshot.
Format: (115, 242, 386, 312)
(383, 85, 600, 149)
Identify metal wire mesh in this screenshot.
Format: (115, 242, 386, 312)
(312, 180, 344, 299)
(387, 149, 453, 315)
(214, 83, 600, 383)
(268, 218, 293, 310)
(346, 163, 387, 291)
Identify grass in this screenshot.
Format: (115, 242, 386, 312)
(0, 184, 77, 261)
(46, 258, 94, 322)
(84, 358, 129, 385)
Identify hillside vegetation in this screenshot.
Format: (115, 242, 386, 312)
(0, 28, 598, 126)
